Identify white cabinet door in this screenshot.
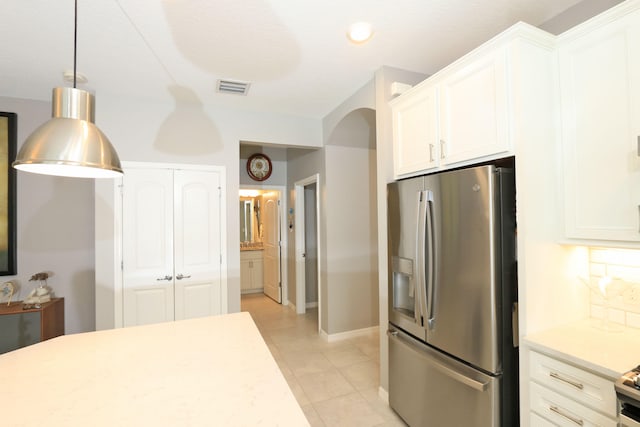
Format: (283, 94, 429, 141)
(559, 9, 640, 242)
(123, 168, 175, 327)
(391, 84, 439, 177)
(173, 170, 222, 320)
(240, 251, 264, 293)
(240, 257, 253, 292)
(439, 47, 510, 166)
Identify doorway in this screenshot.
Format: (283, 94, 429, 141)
(239, 187, 286, 304)
(294, 174, 321, 332)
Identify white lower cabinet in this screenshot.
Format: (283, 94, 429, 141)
(530, 411, 556, 427)
(528, 351, 618, 426)
(240, 250, 263, 293)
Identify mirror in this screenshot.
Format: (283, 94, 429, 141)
(240, 199, 254, 242)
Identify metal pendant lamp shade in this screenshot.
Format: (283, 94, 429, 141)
(12, 0, 122, 179)
(14, 87, 122, 178)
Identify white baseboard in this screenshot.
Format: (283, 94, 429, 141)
(320, 325, 379, 343)
(288, 302, 297, 312)
(378, 386, 389, 403)
(305, 301, 318, 308)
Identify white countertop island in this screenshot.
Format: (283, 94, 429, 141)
(0, 312, 308, 426)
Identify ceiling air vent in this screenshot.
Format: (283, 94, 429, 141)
(216, 79, 250, 95)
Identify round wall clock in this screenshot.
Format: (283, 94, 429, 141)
(247, 153, 273, 181)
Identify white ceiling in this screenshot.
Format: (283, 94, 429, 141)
(1, 0, 590, 119)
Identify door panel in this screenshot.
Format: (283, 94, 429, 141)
(439, 48, 509, 165)
(176, 281, 221, 319)
(123, 168, 174, 327)
(389, 327, 499, 427)
(304, 184, 318, 305)
(174, 170, 222, 320)
(426, 166, 501, 373)
(123, 286, 173, 327)
(387, 177, 427, 341)
(262, 192, 281, 303)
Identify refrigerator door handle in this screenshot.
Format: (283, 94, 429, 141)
(425, 190, 436, 329)
(415, 191, 428, 326)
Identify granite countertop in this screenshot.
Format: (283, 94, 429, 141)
(523, 319, 640, 379)
(0, 312, 308, 426)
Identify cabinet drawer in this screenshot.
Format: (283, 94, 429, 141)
(529, 351, 617, 417)
(530, 382, 617, 427)
(530, 411, 557, 427)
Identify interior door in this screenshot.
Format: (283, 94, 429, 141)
(262, 191, 281, 303)
(173, 170, 223, 320)
(304, 184, 318, 306)
(123, 168, 175, 327)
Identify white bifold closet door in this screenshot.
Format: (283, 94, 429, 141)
(122, 167, 222, 327)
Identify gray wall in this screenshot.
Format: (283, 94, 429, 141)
(2, 93, 322, 333)
(323, 137, 379, 334)
(0, 97, 96, 334)
(539, 0, 623, 34)
(285, 147, 324, 313)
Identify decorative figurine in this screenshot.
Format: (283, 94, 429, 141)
(23, 271, 53, 308)
(1, 281, 14, 306)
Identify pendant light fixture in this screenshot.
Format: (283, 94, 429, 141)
(13, 0, 122, 178)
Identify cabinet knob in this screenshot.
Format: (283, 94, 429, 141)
(176, 274, 192, 280)
(156, 275, 172, 281)
(440, 140, 446, 159)
(429, 143, 435, 162)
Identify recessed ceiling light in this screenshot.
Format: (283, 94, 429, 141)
(347, 22, 373, 44)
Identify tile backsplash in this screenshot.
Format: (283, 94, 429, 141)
(588, 247, 640, 329)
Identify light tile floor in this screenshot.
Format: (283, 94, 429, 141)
(241, 293, 407, 427)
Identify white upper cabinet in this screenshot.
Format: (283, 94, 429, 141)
(439, 48, 509, 166)
(558, 4, 640, 242)
(392, 84, 439, 176)
(390, 24, 552, 178)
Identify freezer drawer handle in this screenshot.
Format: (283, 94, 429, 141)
(549, 372, 584, 390)
(387, 329, 488, 392)
(549, 405, 584, 426)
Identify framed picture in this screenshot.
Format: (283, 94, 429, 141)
(0, 112, 17, 275)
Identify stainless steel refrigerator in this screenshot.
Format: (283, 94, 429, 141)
(387, 164, 518, 427)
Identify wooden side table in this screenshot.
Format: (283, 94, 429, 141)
(0, 297, 64, 354)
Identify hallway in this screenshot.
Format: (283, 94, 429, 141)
(241, 294, 405, 426)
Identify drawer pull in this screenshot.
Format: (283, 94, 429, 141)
(549, 405, 584, 426)
(549, 371, 584, 390)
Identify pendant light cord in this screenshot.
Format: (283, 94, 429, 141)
(73, 0, 77, 88)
